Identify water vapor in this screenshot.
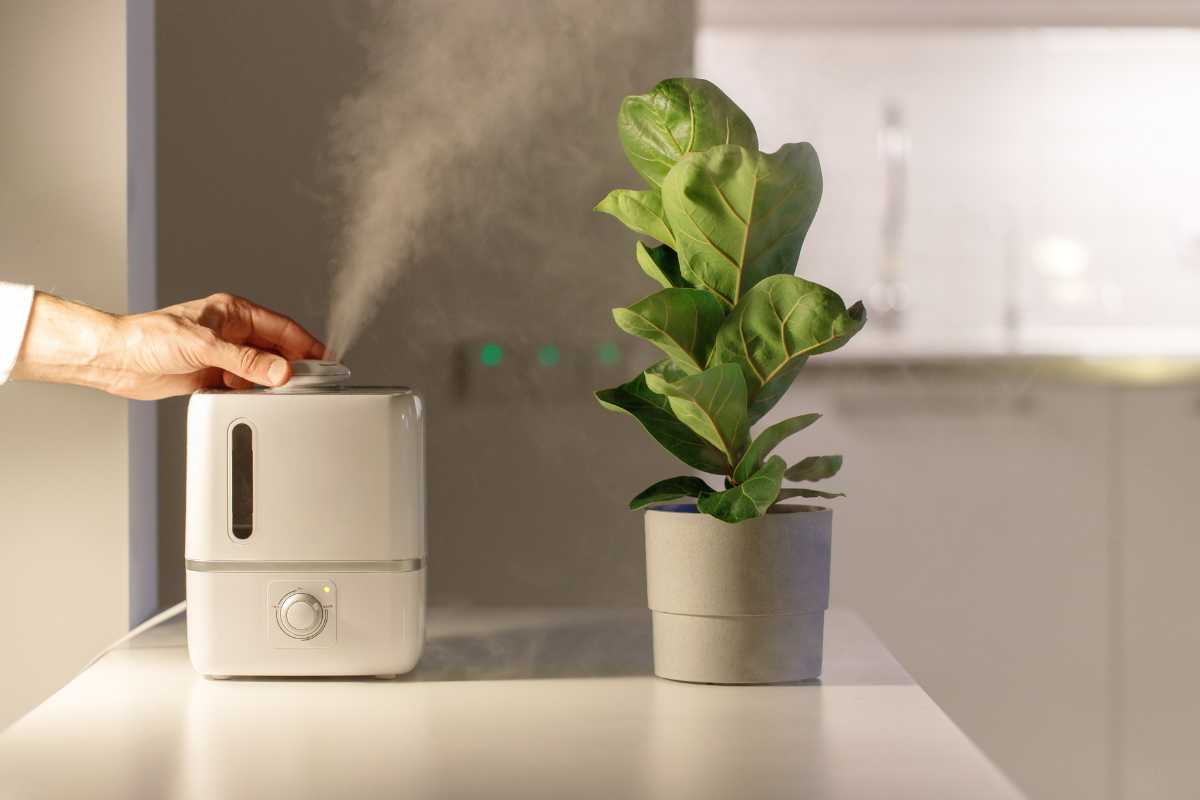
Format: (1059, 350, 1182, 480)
(319, 0, 691, 606)
(325, 0, 658, 358)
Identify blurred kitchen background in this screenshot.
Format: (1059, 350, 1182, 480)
(2, 1, 1200, 798)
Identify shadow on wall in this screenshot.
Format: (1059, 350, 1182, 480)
(155, 0, 695, 609)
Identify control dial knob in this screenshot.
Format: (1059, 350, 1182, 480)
(277, 591, 328, 640)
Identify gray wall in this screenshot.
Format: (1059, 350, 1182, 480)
(0, 0, 127, 729)
(154, 0, 693, 607)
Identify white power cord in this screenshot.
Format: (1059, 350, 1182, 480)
(79, 600, 188, 675)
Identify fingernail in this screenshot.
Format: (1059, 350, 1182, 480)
(267, 359, 288, 386)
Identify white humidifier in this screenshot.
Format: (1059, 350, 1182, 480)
(184, 360, 426, 678)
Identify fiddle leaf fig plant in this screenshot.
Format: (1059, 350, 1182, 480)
(595, 78, 867, 524)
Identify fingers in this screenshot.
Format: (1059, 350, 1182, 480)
(222, 371, 255, 390)
(235, 299, 326, 361)
(207, 338, 291, 388)
(173, 294, 327, 391)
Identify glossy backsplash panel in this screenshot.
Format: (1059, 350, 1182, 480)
(698, 26, 1200, 356)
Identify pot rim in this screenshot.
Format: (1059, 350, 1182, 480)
(645, 502, 830, 515)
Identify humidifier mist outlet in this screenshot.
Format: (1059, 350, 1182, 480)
(276, 359, 352, 389)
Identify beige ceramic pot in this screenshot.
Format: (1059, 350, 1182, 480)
(644, 503, 832, 684)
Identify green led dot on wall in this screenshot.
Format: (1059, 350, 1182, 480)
(479, 343, 504, 367)
(537, 344, 561, 367)
(597, 341, 621, 366)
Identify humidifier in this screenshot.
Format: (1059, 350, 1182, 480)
(184, 360, 426, 678)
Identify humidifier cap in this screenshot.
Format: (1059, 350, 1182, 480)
(282, 359, 352, 388)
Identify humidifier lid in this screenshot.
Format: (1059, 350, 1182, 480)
(279, 359, 352, 389)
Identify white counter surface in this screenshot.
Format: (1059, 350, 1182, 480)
(0, 607, 1022, 800)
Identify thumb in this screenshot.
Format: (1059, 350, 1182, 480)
(209, 340, 290, 387)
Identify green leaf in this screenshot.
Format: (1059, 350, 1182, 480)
(644, 363, 748, 467)
(595, 189, 675, 247)
(662, 143, 822, 308)
(732, 413, 821, 483)
(635, 241, 687, 289)
(612, 288, 725, 373)
(777, 487, 845, 500)
(710, 274, 866, 422)
(643, 357, 692, 384)
(617, 78, 758, 189)
(629, 476, 716, 510)
(596, 370, 728, 474)
(785, 455, 843, 482)
(697, 455, 786, 523)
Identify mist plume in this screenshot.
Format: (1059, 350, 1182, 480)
(325, 0, 660, 358)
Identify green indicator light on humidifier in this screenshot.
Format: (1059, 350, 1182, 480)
(537, 345, 561, 367)
(479, 343, 504, 367)
(597, 341, 621, 366)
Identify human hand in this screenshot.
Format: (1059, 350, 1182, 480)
(13, 292, 326, 400)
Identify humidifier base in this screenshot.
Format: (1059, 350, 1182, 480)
(186, 566, 425, 677)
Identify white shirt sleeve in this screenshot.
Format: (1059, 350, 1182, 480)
(0, 282, 35, 385)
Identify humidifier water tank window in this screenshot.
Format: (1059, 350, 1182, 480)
(230, 422, 253, 540)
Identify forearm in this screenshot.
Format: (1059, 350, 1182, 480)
(11, 292, 123, 391)
(4, 289, 319, 400)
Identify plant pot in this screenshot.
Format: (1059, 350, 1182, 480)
(644, 503, 832, 684)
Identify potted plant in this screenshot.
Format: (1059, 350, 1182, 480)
(595, 78, 867, 684)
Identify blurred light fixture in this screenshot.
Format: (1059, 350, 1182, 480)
(1032, 236, 1089, 279)
(479, 343, 504, 367)
(872, 99, 909, 332)
(596, 341, 621, 366)
(536, 344, 561, 367)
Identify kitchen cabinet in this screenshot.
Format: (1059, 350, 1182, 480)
(774, 369, 1113, 800)
(1115, 387, 1200, 800)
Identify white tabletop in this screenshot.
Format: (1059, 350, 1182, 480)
(0, 607, 1022, 800)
